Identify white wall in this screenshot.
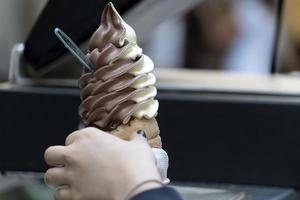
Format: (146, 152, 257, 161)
(0, 0, 47, 81)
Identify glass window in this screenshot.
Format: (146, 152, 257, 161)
(141, 0, 300, 75)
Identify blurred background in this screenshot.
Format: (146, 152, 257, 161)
(142, 0, 300, 74)
(1, 0, 300, 82)
(1, 0, 300, 199)
(0, 0, 47, 81)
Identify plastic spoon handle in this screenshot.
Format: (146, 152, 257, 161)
(54, 28, 95, 72)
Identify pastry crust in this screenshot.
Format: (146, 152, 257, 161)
(111, 118, 162, 148)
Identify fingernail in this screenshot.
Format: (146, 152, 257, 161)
(137, 130, 146, 138)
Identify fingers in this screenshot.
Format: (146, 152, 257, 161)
(54, 187, 71, 200)
(44, 167, 69, 188)
(65, 127, 101, 146)
(65, 131, 81, 146)
(45, 146, 66, 167)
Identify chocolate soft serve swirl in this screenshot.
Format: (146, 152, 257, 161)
(79, 3, 159, 131)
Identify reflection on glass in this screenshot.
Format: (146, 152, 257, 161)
(142, 0, 299, 74)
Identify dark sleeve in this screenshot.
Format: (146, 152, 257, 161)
(131, 187, 183, 200)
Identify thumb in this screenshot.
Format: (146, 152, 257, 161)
(130, 130, 147, 143)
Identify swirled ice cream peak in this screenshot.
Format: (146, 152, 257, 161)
(79, 2, 158, 131)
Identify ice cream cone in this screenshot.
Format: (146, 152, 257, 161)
(77, 2, 168, 183)
(78, 2, 162, 147)
(111, 118, 162, 148)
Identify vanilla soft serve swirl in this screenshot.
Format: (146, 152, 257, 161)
(79, 2, 158, 131)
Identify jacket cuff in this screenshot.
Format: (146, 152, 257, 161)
(131, 187, 182, 200)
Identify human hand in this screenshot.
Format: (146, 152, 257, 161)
(44, 127, 162, 200)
